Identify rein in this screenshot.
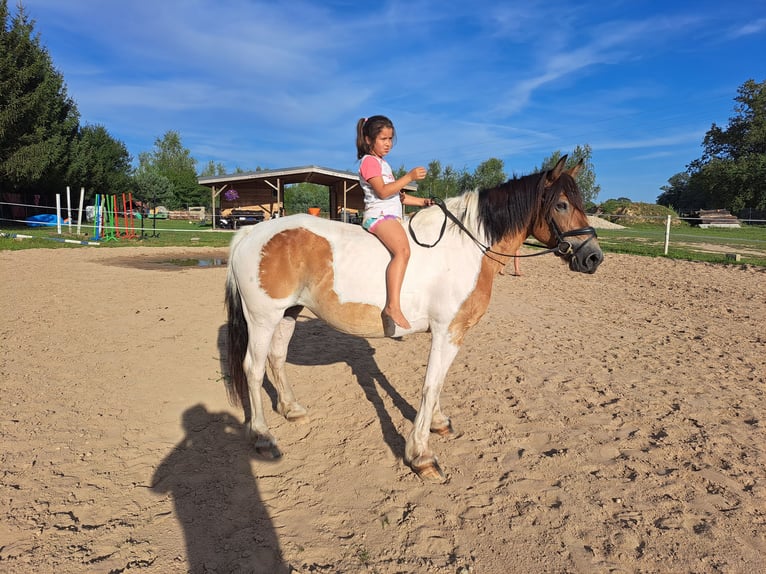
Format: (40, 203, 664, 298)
(408, 196, 597, 260)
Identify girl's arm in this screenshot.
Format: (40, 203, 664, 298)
(366, 166, 427, 199)
(401, 192, 434, 207)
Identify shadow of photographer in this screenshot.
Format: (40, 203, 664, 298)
(152, 404, 289, 574)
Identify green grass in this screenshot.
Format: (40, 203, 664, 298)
(595, 223, 766, 266)
(3, 219, 766, 267)
(1, 219, 233, 250)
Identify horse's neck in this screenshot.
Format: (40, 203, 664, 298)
(488, 232, 527, 272)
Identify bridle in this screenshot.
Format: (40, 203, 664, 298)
(408, 196, 598, 262)
(547, 216, 598, 258)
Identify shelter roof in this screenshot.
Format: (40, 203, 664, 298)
(198, 165, 417, 191)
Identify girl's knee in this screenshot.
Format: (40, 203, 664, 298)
(394, 245, 411, 260)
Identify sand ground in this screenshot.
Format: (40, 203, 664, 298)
(1, 245, 765, 573)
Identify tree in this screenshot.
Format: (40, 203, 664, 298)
(137, 130, 208, 208)
(414, 160, 443, 199)
(538, 145, 600, 206)
(0, 0, 79, 199)
(686, 79, 766, 212)
(200, 160, 227, 177)
(656, 172, 707, 214)
(67, 124, 133, 199)
(133, 170, 174, 208)
(410, 160, 473, 200)
(472, 158, 506, 190)
(285, 182, 328, 214)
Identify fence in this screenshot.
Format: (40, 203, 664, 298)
(588, 213, 766, 264)
(2, 196, 766, 263)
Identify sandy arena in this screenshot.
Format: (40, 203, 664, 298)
(1, 245, 764, 573)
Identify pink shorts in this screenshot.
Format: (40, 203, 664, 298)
(362, 213, 400, 232)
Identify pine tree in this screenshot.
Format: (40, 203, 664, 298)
(0, 0, 79, 201)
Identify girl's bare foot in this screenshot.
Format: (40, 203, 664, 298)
(383, 307, 411, 329)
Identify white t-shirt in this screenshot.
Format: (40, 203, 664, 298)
(359, 155, 402, 220)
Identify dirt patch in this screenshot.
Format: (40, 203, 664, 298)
(1, 246, 765, 573)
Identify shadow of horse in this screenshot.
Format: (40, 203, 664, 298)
(151, 404, 289, 574)
(217, 318, 417, 459)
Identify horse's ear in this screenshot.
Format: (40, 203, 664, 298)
(568, 158, 584, 179)
(546, 155, 568, 184)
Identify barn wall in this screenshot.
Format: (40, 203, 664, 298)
(221, 182, 281, 216)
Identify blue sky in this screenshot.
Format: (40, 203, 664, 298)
(19, 0, 766, 203)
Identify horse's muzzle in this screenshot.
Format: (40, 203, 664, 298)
(568, 246, 603, 274)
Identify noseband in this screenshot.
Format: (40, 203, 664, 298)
(408, 197, 597, 261)
(548, 217, 598, 258)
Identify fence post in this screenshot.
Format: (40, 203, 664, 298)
(56, 194, 62, 235)
(664, 214, 671, 255)
(66, 186, 72, 232)
(77, 187, 84, 235)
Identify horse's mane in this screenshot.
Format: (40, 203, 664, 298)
(410, 168, 584, 246)
(478, 169, 584, 245)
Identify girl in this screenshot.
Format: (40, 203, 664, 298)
(356, 115, 431, 330)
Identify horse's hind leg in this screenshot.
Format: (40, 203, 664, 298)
(268, 306, 308, 422)
(244, 315, 284, 459)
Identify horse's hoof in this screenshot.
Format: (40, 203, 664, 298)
(411, 458, 447, 483)
(255, 444, 283, 460)
(285, 412, 309, 423)
(431, 420, 459, 438)
(278, 403, 309, 423)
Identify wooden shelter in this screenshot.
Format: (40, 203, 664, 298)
(198, 165, 417, 229)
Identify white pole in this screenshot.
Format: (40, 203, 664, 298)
(56, 194, 62, 234)
(66, 186, 72, 232)
(664, 214, 671, 255)
(76, 187, 85, 235)
(212, 186, 216, 230)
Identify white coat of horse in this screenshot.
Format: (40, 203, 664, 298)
(225, 156, 603, 481)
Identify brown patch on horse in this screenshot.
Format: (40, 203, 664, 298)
(447, 233, 520, 346)
(448, 256, 497, 346)
(259, 228, 386, 337)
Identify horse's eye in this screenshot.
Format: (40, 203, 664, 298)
(556, 201, 568, 211)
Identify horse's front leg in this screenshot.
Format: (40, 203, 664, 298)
(267, 308, 308, 422)
(405, 329, 461, 483)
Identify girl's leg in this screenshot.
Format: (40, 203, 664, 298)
(513, 249, 522, 276)
(372, 219, 411, 329)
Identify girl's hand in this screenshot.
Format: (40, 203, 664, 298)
(409, 167, 427, 181)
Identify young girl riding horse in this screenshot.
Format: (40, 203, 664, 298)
(356, 115, 433, 329)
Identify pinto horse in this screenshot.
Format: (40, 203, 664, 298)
(225, 155, 603, 482)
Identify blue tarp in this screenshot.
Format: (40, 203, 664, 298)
(25, 214, 66, 227)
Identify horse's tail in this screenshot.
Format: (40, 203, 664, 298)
(224, 254, 249, 410)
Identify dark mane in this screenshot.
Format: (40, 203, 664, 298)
(477, 169, 584, 245)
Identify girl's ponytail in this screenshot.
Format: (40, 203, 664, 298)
(355, 118, 367, 159)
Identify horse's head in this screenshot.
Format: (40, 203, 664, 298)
(530, 156, 603, 274)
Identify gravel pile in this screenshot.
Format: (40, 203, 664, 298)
(587, 215, 625, 229)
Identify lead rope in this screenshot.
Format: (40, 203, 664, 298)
(408, 197, 565, 258)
